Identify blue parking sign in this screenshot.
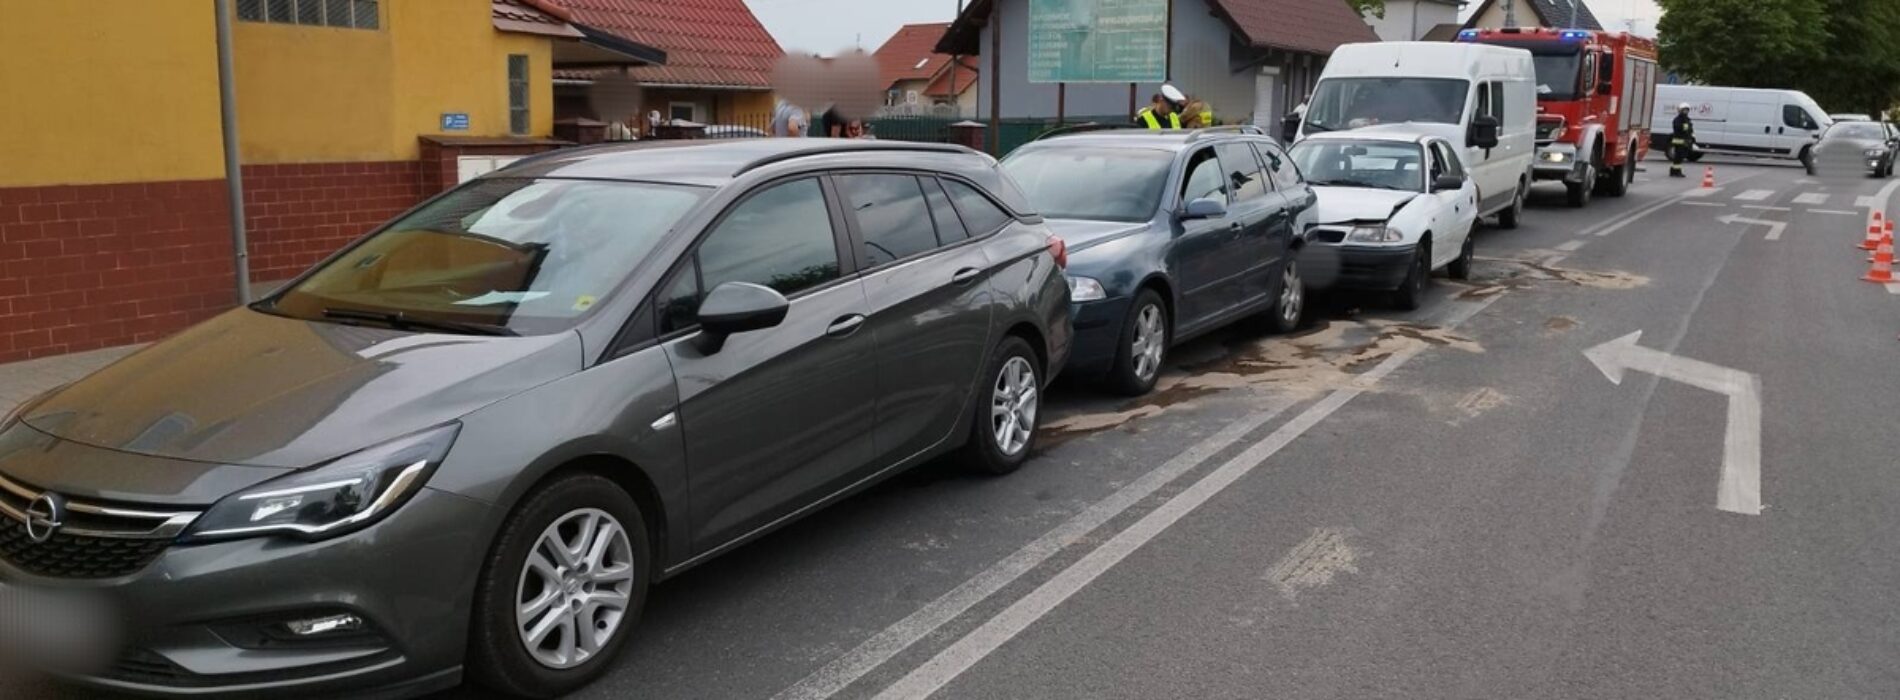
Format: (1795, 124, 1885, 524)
(441, 112, 470, 131)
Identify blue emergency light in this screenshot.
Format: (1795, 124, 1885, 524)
(1560, 30, 1591, 40)
(1457, 29, 1479, 41)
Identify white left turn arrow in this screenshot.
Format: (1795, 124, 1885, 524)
(1717, 213, 1787, 241)
(1584, 331, 1763, 515)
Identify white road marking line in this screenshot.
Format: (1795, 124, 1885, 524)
(1556, 239, 1588, 252)
(1679, 201, 1724, 207)
(1809, 209, 1858, 216)
(1857, 195, 1880, 208)
(1590, 173, 1759, 238)
(1681, 187, 1723, 198)
(1584, 331, 1763, 515)
(1742, 205, 1792, 211)
(1888, 282, 1900, 295)
(1716, 214, 1787, 241)
(867, 297, 1503, 700)
(1793, 192, 1828, 205)
(1867, 179, 1900, 215)
(1733, 189, 1774, 202)
(770, 398, 1300, 700)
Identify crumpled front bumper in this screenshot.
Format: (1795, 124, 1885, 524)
(1533, 143, 1586, 181)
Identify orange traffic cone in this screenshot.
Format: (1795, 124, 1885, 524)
(1701, 167, 1715, 188)
(1864, 229, 1895, 283)
(1861, 218, 1887, 250)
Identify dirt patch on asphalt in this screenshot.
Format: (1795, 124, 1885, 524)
(1453, 257, 1649, 300)
(1544, 315, 1579, 334)
(1038, 317, 1484, 449)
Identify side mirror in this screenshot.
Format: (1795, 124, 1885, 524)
(1469, 115, 1501, 150)
(1280, 112, 1302, 143)
(1595, 81, 1613, 96)
(1181, 196, 1228, 220)
(695, 281, 788, 353)
(1432, 174, 1466, 192)
(1597, 56, 1615, 87)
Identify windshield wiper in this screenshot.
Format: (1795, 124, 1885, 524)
(321, 307, 518, 336)
(1311, 179, 1410, 191)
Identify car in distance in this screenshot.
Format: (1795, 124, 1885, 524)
(1290, 128, 1479, 309)
(1813, 120, 1899, 177)
(1001, 127, 1314, 396)
(0, 139, 1070, 698)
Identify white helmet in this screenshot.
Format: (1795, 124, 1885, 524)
(1160, 84, 1187, 105)
(1679, 102, 1692, 112)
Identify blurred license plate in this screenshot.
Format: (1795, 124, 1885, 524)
(0, 580, 121, 673)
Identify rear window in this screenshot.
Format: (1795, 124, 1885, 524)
(1001, 146, 1171, 222)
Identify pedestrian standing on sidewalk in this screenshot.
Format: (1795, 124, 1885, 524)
(1670, 103, 1695, 177)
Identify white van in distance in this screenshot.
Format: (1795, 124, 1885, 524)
(1652, 85, 1832, 173)
(1289, 41, 1538, 228)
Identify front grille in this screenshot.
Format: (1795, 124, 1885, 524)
(0, 472, 198, 580)
(108, 648, 192, 685)
(0, 516, 171, 578)
(1535, 118, 1565, 144)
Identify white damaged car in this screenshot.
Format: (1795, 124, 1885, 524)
(1288, 128, 1480, 309)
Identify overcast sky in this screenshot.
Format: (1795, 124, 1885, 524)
(742, 0, 1666, 56)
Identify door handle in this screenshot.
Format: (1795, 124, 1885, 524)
(826, 314, 865, 338)
(951, 267, 981, 286)
(1228, 222, 1244, 232)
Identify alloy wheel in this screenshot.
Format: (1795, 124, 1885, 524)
(515, 508, 636, 670)
(1130, 304, 1166, 382)
(1279, 260, 1303, 326)
(991, 356, 1039, 456)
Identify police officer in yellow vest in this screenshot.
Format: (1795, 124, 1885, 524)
(1181, 97, 1215, 128)
(1137, 84, 1187, 129)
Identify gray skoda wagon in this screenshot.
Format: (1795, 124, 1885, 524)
(0, 140, 1070, 697)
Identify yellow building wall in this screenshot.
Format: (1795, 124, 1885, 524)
(233, 19, 398, 163)
(0, 0, 225, 187)
(388, 1, 553, 158)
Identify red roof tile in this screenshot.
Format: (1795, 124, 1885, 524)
(874, 23, 955, 89)
(544, 0, 782, 88)
(493, 0, 584, 38)
(924, 57, 978, 98)
(1207, 0, 1379, 55)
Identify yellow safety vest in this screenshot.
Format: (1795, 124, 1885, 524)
(1138, 108, 1181, 130)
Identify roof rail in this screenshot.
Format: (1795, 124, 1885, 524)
(733, 141, 976, 176)
(1184, 124, 1266, 143)
(1033, 122, 1130, 141)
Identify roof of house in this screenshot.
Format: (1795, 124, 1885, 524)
(493, 0, 584, 37)
(925, 57, 979, 98)
(875, 23, 957, 88)
(544, 0, 782, 88)
(937, 0, 1376, 57)
(1463, 0, 1605, 31)
(1419, 22, 1466, 42)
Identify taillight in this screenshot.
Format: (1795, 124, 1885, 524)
(1047, 236, 1068, 269)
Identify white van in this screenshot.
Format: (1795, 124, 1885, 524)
(1652, 85, 1831, 171)
(1291, 42, 1538, 228)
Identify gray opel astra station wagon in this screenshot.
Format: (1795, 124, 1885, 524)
(0, 140, 1070, 698)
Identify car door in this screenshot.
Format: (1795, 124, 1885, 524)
(1780, 102, 1823, 156)
(1213, 142, 1278, 307)
(1427, 140, 1477, 268)
(1252, 141, 1307, 285)
(837, 172, 995, 465)
(656, 176, 880, 552)
(1466, 79, 1512, 213)
(1171, 146, 1240, 328)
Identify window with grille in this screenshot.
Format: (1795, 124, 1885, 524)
(237, 0, 378, 30)
(508, 55, 531, 136)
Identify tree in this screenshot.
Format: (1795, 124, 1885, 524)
(1657, 0, 1900, 114)
(1655, 0, 1827, 91)
(1348, 0, 1386, 20)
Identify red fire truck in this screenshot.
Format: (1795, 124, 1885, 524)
(1459, 27, 1660, 207)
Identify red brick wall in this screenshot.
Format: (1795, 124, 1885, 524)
(0, 180, 237, 363)
(0, 160, 428, 364)
(240, 161, 423, 281)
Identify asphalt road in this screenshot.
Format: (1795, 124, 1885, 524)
(11, 155, 1900, 698)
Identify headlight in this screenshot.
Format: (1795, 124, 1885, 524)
(1541, 152, 1569, 162)
(1347, 225, 1404, 243)
(1067, 275, 1107, 302)
(182, 423, 460, 543)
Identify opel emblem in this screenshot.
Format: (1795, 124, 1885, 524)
(24, 492, 65, 543)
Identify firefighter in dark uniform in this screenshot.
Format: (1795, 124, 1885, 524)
(1669, 102, 1695, 177)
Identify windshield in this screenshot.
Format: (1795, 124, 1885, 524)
(1290, 141, 1425, 192)
(1531, 51, 1583, 100)
(1306, 78, 1469, 132)
(1002, 147, 1173, 222)
(1827, 123, 1886, 141)
(266, 178, 706, 335)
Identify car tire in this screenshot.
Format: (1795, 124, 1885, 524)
(1105, 289, 1168, 396)
(1262, 255, 1305, 334)
(958, 335, 1043, 475)
(470, 473, 652, 699)
(1599, 147, 1634, 197)
(1567, 160, 1595, 207)
(1801, 147, 1816, 176)
(1497, 179, 1526, 230)
(1392, 243, 1431, 311)
(1447, 232, 1475, 281)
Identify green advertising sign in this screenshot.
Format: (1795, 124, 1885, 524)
(1027, 0, 1168, 84)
